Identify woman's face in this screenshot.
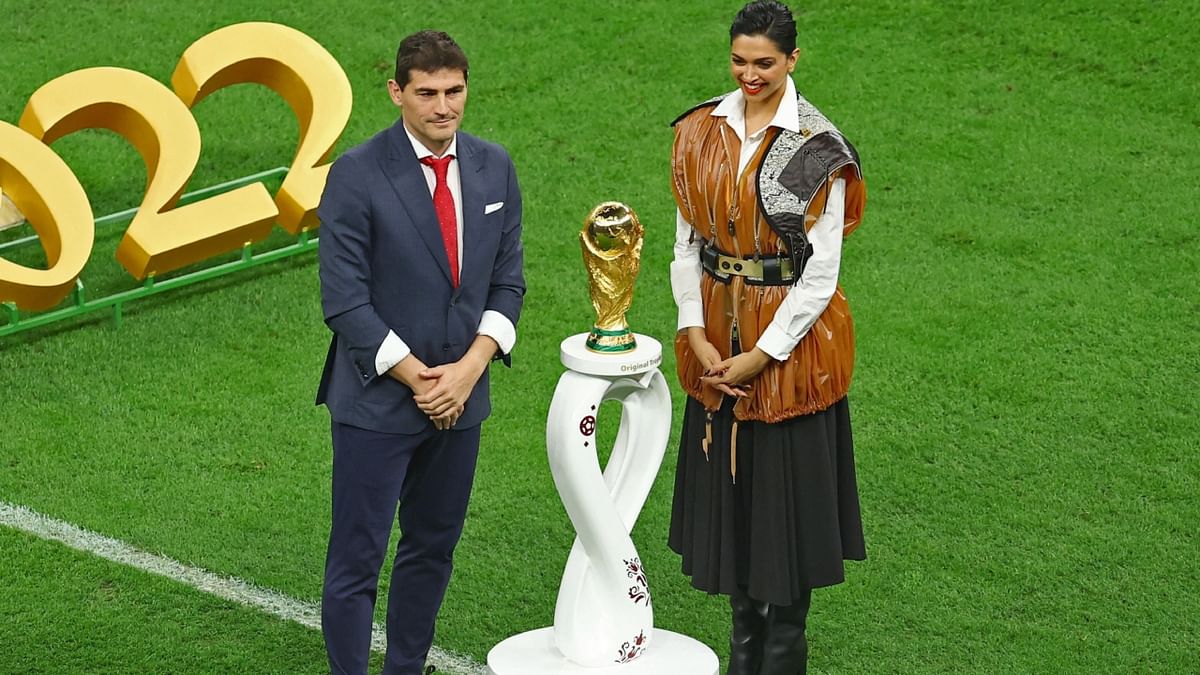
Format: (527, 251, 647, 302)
(729, 34, 798, 103)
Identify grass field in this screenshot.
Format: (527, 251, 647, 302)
(2, 1, 1198, 673)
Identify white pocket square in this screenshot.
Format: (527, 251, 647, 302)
(484, 201, 504, 214)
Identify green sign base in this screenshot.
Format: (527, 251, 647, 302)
(1, 167, 318, 338)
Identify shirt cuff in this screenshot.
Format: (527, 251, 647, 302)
(676, 300, 705, 331)
(478, 310, 516, 355)
(375, 330, 411, 375)
(754, 323, 796, 361)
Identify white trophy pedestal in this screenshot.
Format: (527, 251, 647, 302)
(487, 333, 718, 675)
(488, 627, 718, 675)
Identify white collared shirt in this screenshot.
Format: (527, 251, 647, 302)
(405, 126, 465, 271)
(374, 127, 517, 375)
(670, 75, 847, 361)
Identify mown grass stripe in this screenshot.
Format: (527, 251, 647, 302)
(0, 500, 489, 675)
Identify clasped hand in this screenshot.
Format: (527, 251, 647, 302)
(688, 327, 771, 398)
(417, 360, 477, 427)
(414, 358, 484, 430)
(390, 355, 483, 431)
(390, 337, 499, 431)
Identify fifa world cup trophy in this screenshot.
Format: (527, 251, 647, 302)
(489, 201, 718, 675)
(580, 201, 643, 353)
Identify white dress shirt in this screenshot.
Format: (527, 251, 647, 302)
(671, 75, 847, 361)
(374, 127, 517, 375)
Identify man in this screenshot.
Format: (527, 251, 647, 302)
(315, 30, 525, 675)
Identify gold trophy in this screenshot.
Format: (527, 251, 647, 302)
(580, 201, 644, 353)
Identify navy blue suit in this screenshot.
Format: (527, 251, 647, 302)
(316, 119, 524, 674)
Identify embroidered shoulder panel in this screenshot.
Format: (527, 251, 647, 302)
(758, 93, 861, 241)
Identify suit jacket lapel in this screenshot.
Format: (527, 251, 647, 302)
(456, 135, 487, 289)
(380, 121, 454, 286)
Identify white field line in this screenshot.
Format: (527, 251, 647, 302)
(0, 500, 489, 675)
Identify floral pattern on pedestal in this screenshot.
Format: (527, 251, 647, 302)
(625, 557, 650, 606)
(615, 629, 648, 663)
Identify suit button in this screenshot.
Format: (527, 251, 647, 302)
(442, 343, 450, 351)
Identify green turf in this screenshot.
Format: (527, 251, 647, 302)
(0, 526, 331, 673)
(2, 1, 1198, 673)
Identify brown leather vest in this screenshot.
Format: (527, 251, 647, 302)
(670, 101, 866, 422)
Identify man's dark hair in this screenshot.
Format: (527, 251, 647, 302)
(730, 1, 797, 55)
(394, 30, 469, 88)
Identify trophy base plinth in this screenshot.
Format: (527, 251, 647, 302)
(561, 333, 661, 377)
(488, 627, 719, 675)
(585, 327, 636, 353)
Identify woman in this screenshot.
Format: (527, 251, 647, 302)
(667, 2, 868, 674)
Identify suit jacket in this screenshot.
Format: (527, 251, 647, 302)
(315, 119, 525, 433)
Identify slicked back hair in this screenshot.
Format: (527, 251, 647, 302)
(730, 1, 798, 55)
(394, 30, 469, 88)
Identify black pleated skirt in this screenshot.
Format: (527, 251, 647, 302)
(668, 395, 866, 606)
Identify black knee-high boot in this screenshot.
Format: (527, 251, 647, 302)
(758, 590, 812, 675)
(727, 587, 769, 675)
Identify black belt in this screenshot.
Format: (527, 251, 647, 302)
(700, 242, 805, 286)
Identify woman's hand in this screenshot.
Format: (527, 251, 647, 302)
(701, 348, 772, 398)
(688, 327, 742, 397)
(687, 327, 722, 372)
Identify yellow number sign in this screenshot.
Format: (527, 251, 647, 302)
(0, 122, 94, 311)
(173, 22, 352, 235)
(1, 21, 351, 307)
(19, 66, 280, 280)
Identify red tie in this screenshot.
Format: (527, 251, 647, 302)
(419, 155, 459, 287)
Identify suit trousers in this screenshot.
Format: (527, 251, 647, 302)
(322, 420, 481, 675)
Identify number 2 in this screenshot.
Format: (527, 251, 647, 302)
(1, 21, 351, 301)
(172, 22, 352, 234)
(19, 66, 280, 280)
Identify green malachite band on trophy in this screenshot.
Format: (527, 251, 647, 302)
(585, 340, 636, 353)
(586, 327, 636, 353)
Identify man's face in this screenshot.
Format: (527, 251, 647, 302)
(388, 68, 467, 155)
